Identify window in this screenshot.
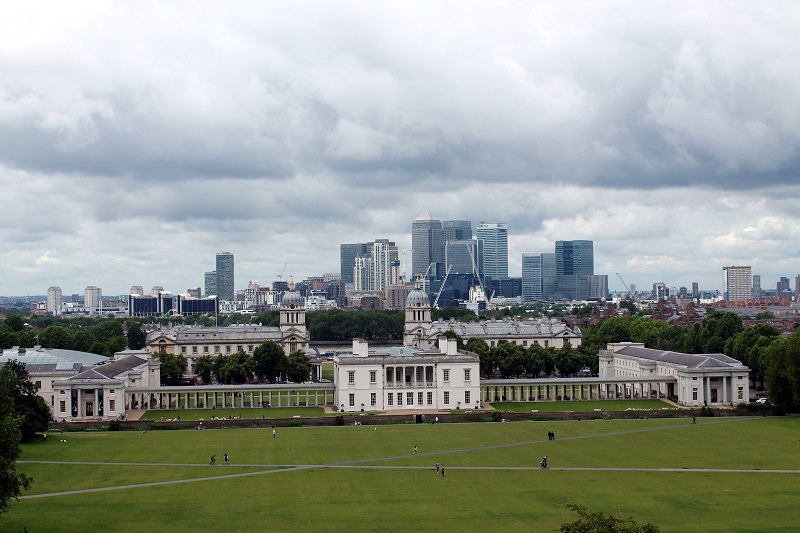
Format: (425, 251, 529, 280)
(464, 369, 471, 381)
(544, 340, 549, 347)
(34, 381, 41, 389)
(203, 346, 209, 353)
(349, 393, 355, 407)
(214, 346, 220, 353)
(51, 395, 54, 406)
(370, 393, 376, 406)
(427, 392, 433, 405)
(192, 346, 198, 354)
(182, 347, 187, 353)
(348, 371, 355, 384)
(370, 370, 376, 383)
(443, 391, 450, 405)
(248, 345, 253, 352)
(416, 368, 422, 381)
(465, 391, 471, 404)
(523, 340, 528, 346)
(418, 392, 423, 404)
(407, 392, 414, 405)
(109, 399, 116, 411)
(60, 400, 66, 413)
(387, 394, 394, 406)
(738, 387, 743, 400)
(397, 392, 403, 406)
(692, 388, 698, 401)
(226, 345, 231, 353)
(109, 389, 115, 394)
(443, 369, 450, 382)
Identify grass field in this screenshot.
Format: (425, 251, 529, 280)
(5, 416, 800, 532)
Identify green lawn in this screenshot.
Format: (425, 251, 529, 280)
(491, 399, 675, 412)
(138, 406, 327, 421)
(6, 417, 800, 532)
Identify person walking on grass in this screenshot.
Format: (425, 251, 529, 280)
(414, 445, 418, 454)
(210, 455, 216, 466)
(436, 461, 440, 473)
(224, 453, 229, 465)
(441, 465, 445, 477)
(540, 456, 547, 469)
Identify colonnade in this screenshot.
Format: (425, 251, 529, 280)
(126, 385, 336, 411)
(480, 377, 676, 403)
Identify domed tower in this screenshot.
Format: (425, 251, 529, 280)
(280, 289, 308, 353)
(403, 286, 432, 348)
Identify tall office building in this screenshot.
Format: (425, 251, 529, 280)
(522, 253, 556, 302)
(555, 240, 594, 300)
(412, 211, 443, 279)
(445, 239, 482, 276)
(795, 275, 800, 299)
(752, 275, 761, 298)
(476, 222, 508, 279)
(340, 243, 372, 286)
(47, 286, 62, 314)
(692, 282, 699, 298)
(777, 276, 791, 297)
(84, 286, 102, 314)
(722, 266, 752, 302)
(587, 275, 609, 300)
(204, 271, 217, 297)
(216, 252, 235, 301)
(371, 239, 399, 291)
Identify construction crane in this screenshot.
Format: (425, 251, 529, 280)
(616, 272, 634, 299)
(433, 265, 452, 308)
(466, 244, 489, 301)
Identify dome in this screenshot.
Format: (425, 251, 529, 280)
(406, 288, 429, 307)
(281, 290, 305, 307)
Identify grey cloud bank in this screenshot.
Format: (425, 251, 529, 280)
(1, 1, 799, 296)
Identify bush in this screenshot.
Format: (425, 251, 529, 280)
(107, 420, 121, 432)
(334, 415, 345, 426)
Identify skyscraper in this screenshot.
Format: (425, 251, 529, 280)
(445, 239, 482, 276)
(84, 286, 102, 314)
(340, 243, 371, 286)
(476, 222, 508, 279)
(722, 266, 752, 302)
(47, 286, 62, 314)
(555, 240, 594, 300)
(204, 271, 217, 297)
(371, 239, 399, 291)
(412, 211, 443, 279)
(216, 252, 235, 301)
(522, 253, 556, 302)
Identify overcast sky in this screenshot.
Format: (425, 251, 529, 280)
(2, 1, 799, 297)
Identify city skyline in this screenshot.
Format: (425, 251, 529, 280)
(2, 3, 800, 296)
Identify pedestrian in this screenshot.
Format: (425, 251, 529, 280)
(210, 455, 216, 466)
(540, 456, 547, 469)
(414, 445, 418, 454)
(551, 431, 555, 440)
(693, 417, 696, 424)
(436, 461, 440, 473)
(43, 432, 47, 442)
(224, 453, 229, 464)
(273, 428, 276, 438)
(435, 416, 439, 424)
(441, 465, 445, 477)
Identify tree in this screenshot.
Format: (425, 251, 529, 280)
(156, 351, 188, 386)
(2, 360, 50, 439)
(126, 322, 147, 350)
(39, 326, 74, 349)
(217, 351, 253, 385)
(252, 341, 287, 383)
(195, 355, 215, 385)
(0, 364, 32, 516)
(3, 315, 25, 333)
(287, 350, 312, 383)
(560, 502, 659, 533)
(764, 332, 800, 412)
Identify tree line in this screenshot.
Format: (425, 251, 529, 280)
(156, 341, 312, 386)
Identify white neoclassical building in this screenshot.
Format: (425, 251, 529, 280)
(146, 289, 310, 377)
(403, 285, 582, 350)
(334, 337, 480, 412)
(599, 342, 750, 406)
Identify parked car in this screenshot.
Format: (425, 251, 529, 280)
(756, 397, 768, 404)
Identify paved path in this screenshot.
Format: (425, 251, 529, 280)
(20, 416, 786, 501)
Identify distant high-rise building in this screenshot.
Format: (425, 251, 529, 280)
(653, 282, 669, 301)
(445, 239, 482, 276)
(47, 286, 62, 314)
(588, 275, 609, 300)
(476, 222, 508, 279)
(795, 275, 800, 298)
(216, 252, 235, 301)
(84, 286, 102, 314)
(752, 275, 761, 298)
(777, 276, 791, 297)
(371, 239, 399, 292)
(340, 243, 372, 286)
(555, 240, 594, 300)
(130, 286, 144, 296)
(522, 253, 556, 302)
(692, 282, 699, 298)
(151, 286, 164, 297)
(442, 220, 472, 242)
(723, 266, 752, 302)
(204, 271, 217, 297)
(412, 211, 443, 279)
(187, 287, 202, 298)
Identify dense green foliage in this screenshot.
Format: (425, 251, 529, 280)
(156, 351, 188, 386)
(251, 341, 287, 383)
(286, 350, 312, 383)
(0, 364, 32, 516)
(560, 502, 659, 532)
(2, 360, 50, 439)
(307, 309, 404, 340)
